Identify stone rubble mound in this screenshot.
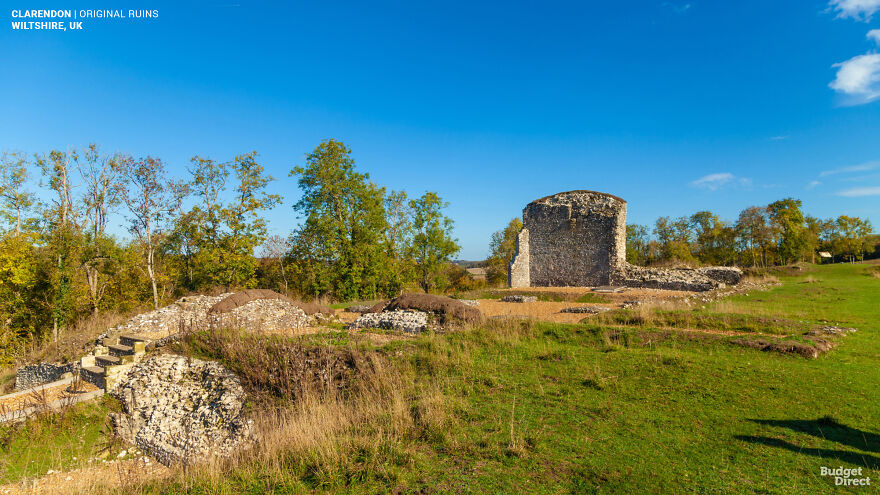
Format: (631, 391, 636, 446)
(501, 295, 538, 303)
(807, 325, 858, 337)
(349, 309, 430, 333)
(616, 264, 744, 292)
(107, 294, 228, 336)
(210, 298, 311, 332)
(560, 306, 606, 314)
(109, 354, 252, 467)
(458, 299, 480, 307)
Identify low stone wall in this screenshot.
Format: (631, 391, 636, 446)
(15, 363, 76, 391)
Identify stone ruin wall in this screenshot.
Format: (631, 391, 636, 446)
(15, 362, 77, 390)
(510, 190, 627, 287)
(509, 190, 742, 291)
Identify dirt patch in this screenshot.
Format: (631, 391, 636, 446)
(209, 289, 330, 316)
(478, 300, 612, 324)
(382, 293, 484, 325)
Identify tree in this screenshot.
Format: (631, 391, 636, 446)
(122, 156, 189, 309)
(290, 139, 390, 300)
(735, 206, 773, 267)
(654, 216, 695, 262)
(767, 198, 808, 265)
(487, 218, 522, 284)
(625, 224, 650, 266)
(409, 192, 459, 293)
(217, 151, 281, 289)
(36, 148, 82, 340)
(836, 215, 873, 262)
(384, 190, 415, 294)
(259, 235, 291, 293)
(77, 144, 127, 314)
(0, 151, 36, 233)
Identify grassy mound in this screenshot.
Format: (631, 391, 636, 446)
(208, 289, 331, 316)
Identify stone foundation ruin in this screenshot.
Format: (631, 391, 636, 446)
(509, 190, 742, 291)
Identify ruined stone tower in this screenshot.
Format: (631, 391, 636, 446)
(509, 190, 627, 287)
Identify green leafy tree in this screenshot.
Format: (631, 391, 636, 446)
(409, 192, 460, 293)
(290, 139, 390, 300)
(384, 190, 415, 295)
(836, 215, 873, 262)
(218, 151, 281, 289)
(486, 218, 522, 285)
(625, 224, 650, 266)
(767, 198, 808, 265)
(0, 151, 37, 233)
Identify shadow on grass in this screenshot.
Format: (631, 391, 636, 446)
(735, 436, 880, 469)
(748, 417, 879, 454)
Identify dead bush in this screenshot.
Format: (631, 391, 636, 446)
(381, 293, 484, 325)
(176, 327, 360, 402)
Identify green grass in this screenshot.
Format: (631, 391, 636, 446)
(145, 262, 879, 494)
(6, 263, 877, 493)
(0, 397, 117, 483)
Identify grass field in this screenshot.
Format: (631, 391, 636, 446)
(2, 262, 878, 493)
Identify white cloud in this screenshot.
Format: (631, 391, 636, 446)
(829, 53, 880, 104)
(690, 172, 751, 190)
(807, 180, 822, 189)
(836, 186, 880, 196)
(869, 29, 880, 44)
(819, 160, 880, 177)
(829, 0, 880, 21)
(768, 135, 789, 141)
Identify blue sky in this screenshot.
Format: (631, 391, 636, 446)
(2, 0, 879, 259)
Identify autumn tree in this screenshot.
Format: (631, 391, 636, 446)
(735, 206, 773, 267)
(836, 215, 873, 262)
(76, 144, 128, 313)
(486, 217, 522, 285)
(409, 191, 460, 293)
(122, 156, 189, 309)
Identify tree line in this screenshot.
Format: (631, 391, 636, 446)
(0, 139, 459, 362)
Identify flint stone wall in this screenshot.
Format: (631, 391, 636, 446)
(15, 363, 76, 390)
(510, 190, 627, 287)
(509, 190, 742, 291)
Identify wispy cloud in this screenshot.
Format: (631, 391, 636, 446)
(819, 160, 880, 177)
(661, 2, 692, 14)
(869, 29, 880, 43)
(768, 135, 789, 141)
(828, 0, 880, 21)
(807, 180, 822, 189)
(836, 186, 880, 196)
(690, 172, 751, 191)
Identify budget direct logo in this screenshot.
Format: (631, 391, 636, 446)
(820, 466, 871, 486)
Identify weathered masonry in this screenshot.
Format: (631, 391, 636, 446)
(509, 190, 742, 291)
(509, 190, 627, 287)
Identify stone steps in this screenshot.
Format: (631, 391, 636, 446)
(108, 343, 134, 357)
(80, 334, 151, 392)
